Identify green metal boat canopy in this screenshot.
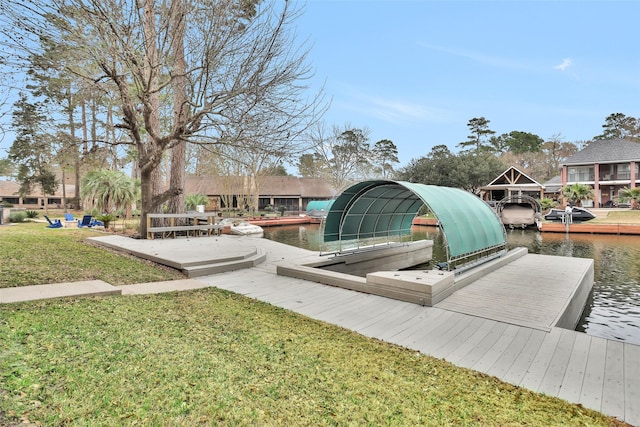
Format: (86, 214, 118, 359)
(323, 181, 506, 264)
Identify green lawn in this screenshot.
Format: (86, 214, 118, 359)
(0, 223, 627, 426)
(0, 222, 183, 288)
(591, 210, 640, 224)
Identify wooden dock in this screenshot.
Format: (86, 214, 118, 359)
(413, 213, 640, 236)
(88, 235, 639, 426)
(197, 250, 639, 426)
(438, 253, 594, 331)
(540, 222, 640, 235)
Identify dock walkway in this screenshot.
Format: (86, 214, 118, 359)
(199, 266, 639, 426)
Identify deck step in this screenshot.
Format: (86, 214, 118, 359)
(182, 250, 267, 277)
(179, 248, 258, 268)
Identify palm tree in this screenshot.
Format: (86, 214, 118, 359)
(618, 187, 640, 209)
(561, 183, 595, 207)
(185, 194, 209, 211)
(81, 169, 139, 216)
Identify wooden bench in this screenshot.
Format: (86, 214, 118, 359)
(147, 224, 222, 239)
(146, 213, 222, 239)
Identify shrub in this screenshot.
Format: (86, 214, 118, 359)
(96, 213, 117, 228)
(9, 212, 26, 223)
(185, 194, 209, 211)
(1, 201, 13, 207)
(540, 198, 557, 211)
(25, 210, 39, 219)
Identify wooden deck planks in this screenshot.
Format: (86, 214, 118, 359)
(502, 329, 547, 386)
(436, 254, 592, 332)
(624, 343, 640, 426)
(393, 309, 458, 349)
(356, 303, 426, 338)
(518, 327, 564, 392)
(455, 322, 509, 369)
(486, 327, 534, 379)
(441, 318, 498, 366)
(580, 336, 607, 412)
(557, 331, 591, 403)
(602, 340, 626, 421)
(369, 306, 444, 343)
(537, 329, 577, 396)
(414, 314, 477, 356)
(471, 324, 521, 373)
(190, 240, 636, 426)
(429, 316, 491, 360)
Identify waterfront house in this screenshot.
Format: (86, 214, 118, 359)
(0, 176, 336, 213)
(0, 180, 73, 209)
(183, 176, 336, 212)
(561, 139, 640, 207)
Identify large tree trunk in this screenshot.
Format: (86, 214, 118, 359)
(138, 0, 163, 238)
(167, 0, 187, 217)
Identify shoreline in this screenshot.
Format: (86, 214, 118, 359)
(412, 213, 640, 235)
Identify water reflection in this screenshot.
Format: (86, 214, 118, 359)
(263, 224, 640, 345)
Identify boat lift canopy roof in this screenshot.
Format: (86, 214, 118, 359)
(323, 181, 506, 264)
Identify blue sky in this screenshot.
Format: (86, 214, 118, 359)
(295, 0, 640, 168)
(1, 1, 638, 173)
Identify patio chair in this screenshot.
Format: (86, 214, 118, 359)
(64, 213, 75, 221)
(44, 215, 63, 228)
(77, 215, 93, 228)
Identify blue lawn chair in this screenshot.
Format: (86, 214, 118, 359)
(77, 215, 93, 228)
(64, 213, 75, 222)
(44, 215, 63, 228)
(78, 215, 104, 228)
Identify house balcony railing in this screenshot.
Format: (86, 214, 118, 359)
(598, 173, 631, 181)
(568, 174, 594, 182)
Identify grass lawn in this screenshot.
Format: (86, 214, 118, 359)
(591, 210, 640, 224)
(0, 222, 628, 426)
(0, 222, 183, 288)
(1, 291, 626, 426)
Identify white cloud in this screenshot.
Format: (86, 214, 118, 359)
(340, 93, 451, 126)
(419, 42, 528, 70)
(554, 58, 572, 71)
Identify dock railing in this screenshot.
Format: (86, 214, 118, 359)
(146, 213, 222, 240)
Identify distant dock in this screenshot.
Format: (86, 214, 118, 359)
(412, 215, 640, 236)
(540, 222, 640, 235)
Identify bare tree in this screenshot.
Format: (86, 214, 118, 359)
(310, 123, 371, 192)
(3, 0, 325, 236)
(541, 133, 578, 179)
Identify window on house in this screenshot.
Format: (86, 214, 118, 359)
(616, 163, 630, 180)
(568, 166, 594, 182)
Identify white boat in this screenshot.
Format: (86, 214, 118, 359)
(495, 195, 542, 230)
(219, 219, 264, 237)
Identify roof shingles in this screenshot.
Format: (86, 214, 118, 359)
(564, 139, 640, 165)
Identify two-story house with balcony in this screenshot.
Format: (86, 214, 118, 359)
(561, 139, 640, 207)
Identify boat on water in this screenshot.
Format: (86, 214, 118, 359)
(493, 195, 543, 230)
(305, 199, 335, 223)
(544, 207, 596, 222)
(219, 219, 264, 237)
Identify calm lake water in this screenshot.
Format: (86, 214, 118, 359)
(263, 224, 640, 346)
